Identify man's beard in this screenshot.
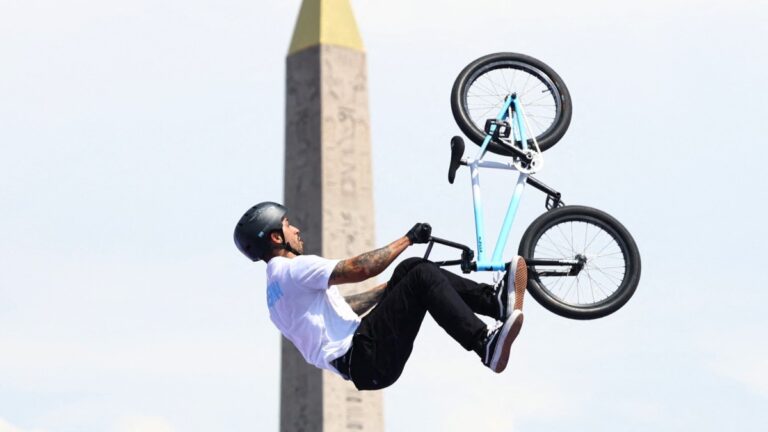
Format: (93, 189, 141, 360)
(292, 239, 304, 254)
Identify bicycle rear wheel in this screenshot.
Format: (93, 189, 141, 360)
(518, 205, 641, 320)
(451, 52, 572, 154)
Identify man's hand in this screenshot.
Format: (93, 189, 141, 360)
(406, 223, 432, 244)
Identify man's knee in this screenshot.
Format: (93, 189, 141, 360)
(407, 260, 445, 286)
(400, 257, 428, 269)
(391, 257, 430, 282)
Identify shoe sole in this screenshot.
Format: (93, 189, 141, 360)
(490, 310, 524, 373)
(514, 257, 528, 311)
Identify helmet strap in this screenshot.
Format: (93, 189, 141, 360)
(277, 228, 301, 256)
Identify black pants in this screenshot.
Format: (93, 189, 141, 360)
(342, 258, 501, 390)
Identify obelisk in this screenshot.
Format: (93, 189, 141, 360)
(282, 1, 383, 431)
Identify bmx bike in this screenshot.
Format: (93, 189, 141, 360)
(424, 52, 641, 320)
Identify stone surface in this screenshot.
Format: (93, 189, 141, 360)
(282, 43, 383, 432)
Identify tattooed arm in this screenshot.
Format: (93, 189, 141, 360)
(343, 282, 388, 315)
(329, 236, 411, 285)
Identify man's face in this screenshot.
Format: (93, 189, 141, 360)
(281, 217, 304, 255)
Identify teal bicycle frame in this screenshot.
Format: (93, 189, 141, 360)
(469, 94, 531, 271)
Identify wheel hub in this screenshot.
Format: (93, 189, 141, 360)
(568, 253, 588, 276)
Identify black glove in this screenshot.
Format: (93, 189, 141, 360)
(406, 223, 432, 244)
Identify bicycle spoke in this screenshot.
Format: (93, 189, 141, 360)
(556, 223, 576, 256)
(518, 82, 554, 99)
(542, 232, 571, 257)
(562, 275, 577, 301)
(591, 264, 625, 280)
(501, 67, 513, 94)
(469, 79, 500, 97)
(576, 273, 582, 304)
(520, 103, 556, 109)
(467, 93, 505, 109)
(584, 225, 603, 252)
(473, 105, 504, 124)
(534, 244, 567, 257)
(520, 73, 534, 99)
(592, 266, 623, 284)
(592, 251, 624, 259)
(525, 94, 552, 106)
(589, 265, 626, 270)
(593, 237, 619, 258)
(526, 115, 546, 129)
(483, 74, 506, 105)
(465, 65, 560, 143)
(529, 216, 631, 308)
(544, 274, 567, 294)
(593, 272, 618, 295)
(466, 96, 508, 106)
(586, 271, 612, 298)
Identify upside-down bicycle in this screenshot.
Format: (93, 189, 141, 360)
(424, 52, 641, 320)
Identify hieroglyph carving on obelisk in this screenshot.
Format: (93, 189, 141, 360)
(281, 1, 383, 431)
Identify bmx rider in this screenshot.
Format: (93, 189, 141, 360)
(234, 201, 527, 390)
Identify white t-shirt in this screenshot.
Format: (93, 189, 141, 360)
(265, 255, 360, 377)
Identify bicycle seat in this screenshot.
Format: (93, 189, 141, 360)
(448, 136, 465, 184)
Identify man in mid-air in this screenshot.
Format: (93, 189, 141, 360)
(234, 201, 527, 390)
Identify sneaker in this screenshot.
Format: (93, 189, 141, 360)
(493, 256, 528, 319)
(480, 309, 524, 373)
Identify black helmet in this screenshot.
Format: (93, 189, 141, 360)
(234, 202, 287, 261)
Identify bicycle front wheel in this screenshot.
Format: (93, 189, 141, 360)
(518, 206, 641, 320)
(451, 52, 572, 154)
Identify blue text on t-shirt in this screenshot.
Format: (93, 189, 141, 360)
(267, 281, 284, 308)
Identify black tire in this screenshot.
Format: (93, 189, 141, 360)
(451, 52, 572, 155)
(518, 206, 641, 320)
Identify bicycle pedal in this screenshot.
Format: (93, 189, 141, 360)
(484, 119, 511, 139)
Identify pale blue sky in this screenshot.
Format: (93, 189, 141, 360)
(1, 0, 767, 431)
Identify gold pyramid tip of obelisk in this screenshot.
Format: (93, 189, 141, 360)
(288, 0, 364, 55)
